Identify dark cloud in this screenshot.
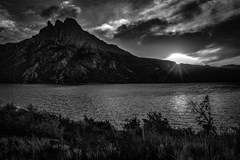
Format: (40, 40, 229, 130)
(59, 6, 81, 19)
(40, 5, 81, 19)
(73, 0, 155, 27)
(210, 7, 219, 17)
(113, 0, 223, 41)
(73, 0, 154, 11)
(0, 0, 56, 23)
(176, 1, 203, 21)
(0, 27, 4, 33)
(41, 5, 59, 18)
(233, 1, 240, 10)
(0, 35, 18, 44)
(114, 18, 169, 40)
(172, 0, 214, 21)
(0, 26, 33, 44)
(167, 0, 182, 7)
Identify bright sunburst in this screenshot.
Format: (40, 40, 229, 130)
(164, 53, 202, 65)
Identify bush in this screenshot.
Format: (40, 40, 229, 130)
(123, 117, 142, 135)
(191, 95, 217, 135)
(143, 112, 171, 134)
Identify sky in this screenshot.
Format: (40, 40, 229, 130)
(0, 0, 240, 66)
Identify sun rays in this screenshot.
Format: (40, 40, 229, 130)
(168, 63, 185, 81)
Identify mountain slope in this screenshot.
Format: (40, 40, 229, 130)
(0, 18, 240, 84)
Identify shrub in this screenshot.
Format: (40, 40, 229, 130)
(191, 95, 217, 135)
(143, 112, 171, 134)
(123, 117, 141, 135)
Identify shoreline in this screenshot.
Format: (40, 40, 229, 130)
(1, 81, 240, 86)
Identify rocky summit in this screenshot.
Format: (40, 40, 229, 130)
(0, 18, 240, 84)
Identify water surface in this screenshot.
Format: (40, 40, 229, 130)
(0, 83, 240, 129)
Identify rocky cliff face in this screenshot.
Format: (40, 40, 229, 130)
(0, 18, 240, 84)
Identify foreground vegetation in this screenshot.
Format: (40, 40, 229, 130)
(0, 96, 240, 160)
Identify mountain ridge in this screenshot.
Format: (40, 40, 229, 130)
(0, 18, 240, 84)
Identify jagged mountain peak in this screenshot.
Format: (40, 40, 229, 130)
(63, 18, 82, 28)
(55, 19, 63, 26)
(45, 18, 82, 29)
(37, 18, 131, 53)
(47, 21, 53, 27)
(38, 18, 84, 41)
(53, 18, 83, 31)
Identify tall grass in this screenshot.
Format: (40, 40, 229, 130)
(0, 97, 239, 160)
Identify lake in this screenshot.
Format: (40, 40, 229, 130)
(0, 83, 240, 130)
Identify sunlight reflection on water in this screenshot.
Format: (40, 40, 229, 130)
(0, 83, 240, 130)
(172, 94, 188, 114)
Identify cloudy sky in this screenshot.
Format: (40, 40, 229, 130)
(0, 0, 240, 66)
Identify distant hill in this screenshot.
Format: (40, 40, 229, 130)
(221, 65, 240, 70)
(0, 18, 240, 84)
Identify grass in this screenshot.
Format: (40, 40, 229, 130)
(0, 98, 240, 160)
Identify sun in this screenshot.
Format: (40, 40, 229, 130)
(164, 53, 201, 65)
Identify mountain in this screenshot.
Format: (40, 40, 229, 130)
(221, 65, 240, 70)
(0, 18, 240, 84)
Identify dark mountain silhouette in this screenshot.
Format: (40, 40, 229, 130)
(221, 64, 240, 70)
(0, 18, 240, 84)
